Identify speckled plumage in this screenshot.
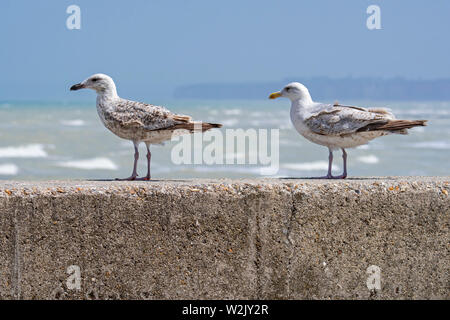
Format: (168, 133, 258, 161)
(70, 73, 221, 180)
(96, 96, 204, 144)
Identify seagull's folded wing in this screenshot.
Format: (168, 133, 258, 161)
(304, 104, 395, 136)
(110, 99, 192, 131)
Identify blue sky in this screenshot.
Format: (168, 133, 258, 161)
(1, 0, 450, 100)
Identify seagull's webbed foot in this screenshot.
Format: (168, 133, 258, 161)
(115, 141, 141, 181)
(332, 174, 347, 179)
(115, 175, 138, 181)
(309, 174, 333, 179)
(134, 175, 151, 181)
(134, 143, 152, 181)
(308, 148, 347, 179)
(308, 174, 347, 179)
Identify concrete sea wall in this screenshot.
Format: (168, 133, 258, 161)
(0, 177, 448, 300)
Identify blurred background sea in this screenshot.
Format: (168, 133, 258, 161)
(0, 99, 448, 180)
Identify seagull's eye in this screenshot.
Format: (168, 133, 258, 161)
(285, 87, 290, 92)
(92, 78, 99, 82)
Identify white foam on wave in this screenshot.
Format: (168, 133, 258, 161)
(221, 119, 239, 127)
(357, 155, 379, 164)
(283, 161, 340, 171)
(249, 111, 265, 117)
(0, 144, 48, 158)
(223, 109, 242, 116)
(356, 144, 370, 150)
(410, 126, 425, 133)
(410, 141, 450, 150)
(57, 157, 118, 170)
(394, 109, 450, 116)
(0, 163, 19, 175)
(61, 119, 86, 126)
(249, 119, 285, 127)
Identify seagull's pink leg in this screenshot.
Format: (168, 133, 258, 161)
(329, 148, 348, 179)
(310, 148, 334, 179)
(327, 149, 333, 178)
(116, 142, 140, 181)
(308, 148, 348, 179)
(341, 149, 348, 178)
(136, 143, 151, 181)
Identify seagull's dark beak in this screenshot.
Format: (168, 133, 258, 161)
(70, 83, 85, 91)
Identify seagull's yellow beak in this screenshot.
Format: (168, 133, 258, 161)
(269, 91, 282, 99)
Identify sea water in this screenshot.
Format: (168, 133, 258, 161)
(0, 99, 448, 180)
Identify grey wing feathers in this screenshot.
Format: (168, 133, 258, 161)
(111, 99, 192, 131)
(103, 98, 221, 132)
(304, 104, 394, 136)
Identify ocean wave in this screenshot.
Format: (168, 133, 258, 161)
(409, 141, 450, 150)
(393, 109, 450, 116)
(57, 157, 118, 170)
(0, 144, 48, 158)
(223, 109, 242, 116)
(220, 119, 239, 127)
(357, 155, 379, 164)
(61, 119, 86, 126)
(248, 119, 288, 127)
(409, 126, 425, 133)
(0, 163, 19, 175)
(283, 161, 340, 171)
(249, 112, 265, 117)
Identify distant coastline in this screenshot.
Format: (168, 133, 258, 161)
(174, 77, 450, 101)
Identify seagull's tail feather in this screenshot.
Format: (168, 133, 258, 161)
(198, 122, 222, 131)
(357, 119, 428, 135)
(171, 121, 222, 133)
(208, 122, 223, 129)
(172, 115, 192, 122)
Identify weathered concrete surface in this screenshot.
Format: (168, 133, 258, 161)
(0, 177, 448, 300)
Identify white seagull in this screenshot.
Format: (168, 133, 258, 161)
(269, 82, 427, 179)
(70, 73, 222, 180)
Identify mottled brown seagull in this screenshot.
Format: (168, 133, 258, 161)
(269, 82, 427, 179)
(70, 73, 222, 180)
